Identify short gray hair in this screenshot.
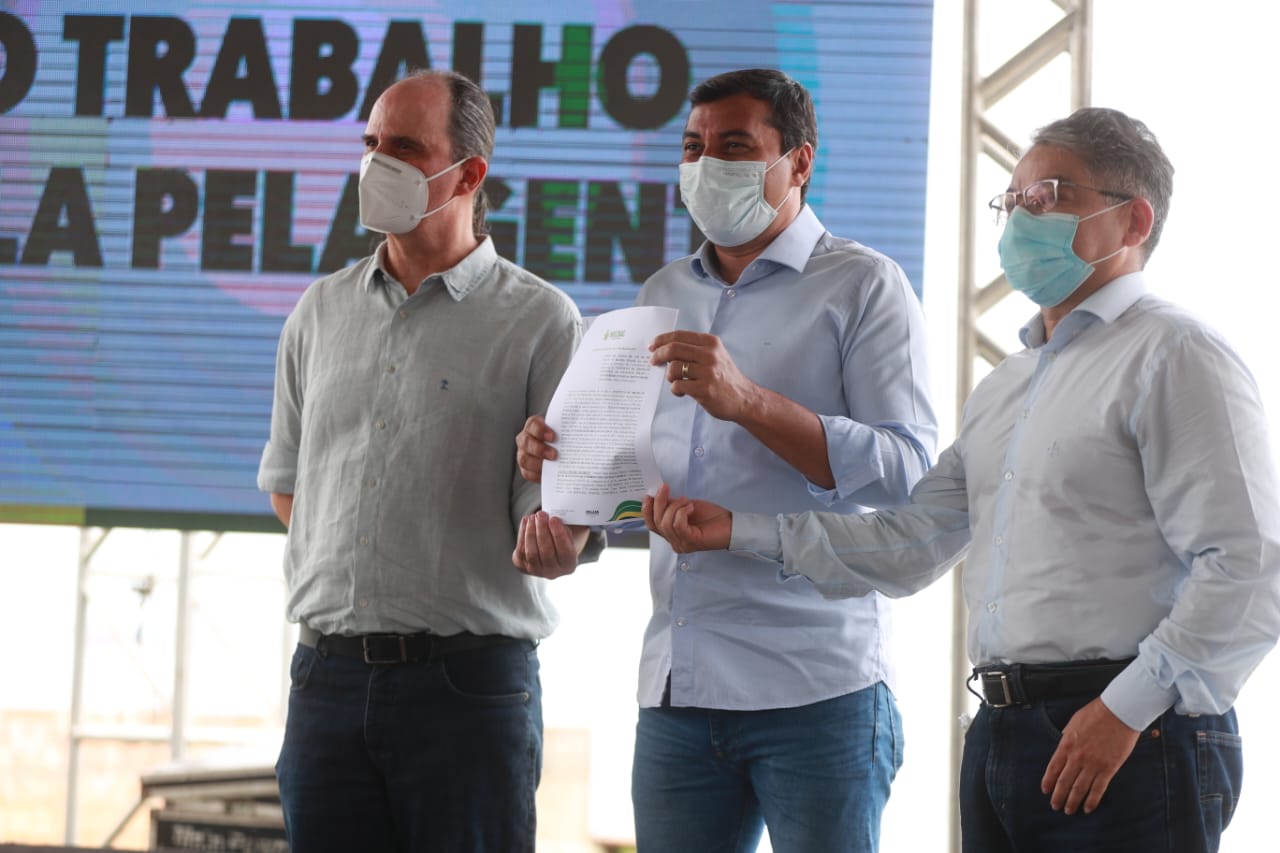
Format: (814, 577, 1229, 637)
(406, 69, 496, 238)
(1032, 107, 1173, 263)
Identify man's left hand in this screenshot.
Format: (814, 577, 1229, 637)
(1041, 697, 1142, 815)
(650, 331, 758, 422)
(513, 511, 587, 579)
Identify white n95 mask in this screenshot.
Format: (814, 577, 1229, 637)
(678, 151, 794, 247)
(358, 151, 466, 235)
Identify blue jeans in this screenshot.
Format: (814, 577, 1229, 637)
(632, 682, 903, 853)
(960, 697, 1243, 852)
(275, 639, 543, 853)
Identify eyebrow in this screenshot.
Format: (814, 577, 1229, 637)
(682, 129, 757, 142)
(361, 134, 422, 150)
(1007, 174, 1069, 192)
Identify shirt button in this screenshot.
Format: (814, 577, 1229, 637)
(1003, 471, 1013, 481)
(987, 602, 998, 613)
(358, 535, 369, 545)
(359, 598, 369, 608)
(365, 478, 377, 488)
(725, 289, 736, 298)
(679, 561, 690, 572)
(693, 446, 705, 457)
(399, 309, 408, 319)
(994, 535, 1004, 546)
(376, 420, 386, 430)
(676, 617, 686, 627)
(387, 365, 396, 374)
(1047, 353, 1057, 362)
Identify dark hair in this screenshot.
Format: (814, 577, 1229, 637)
(690, 68, 818, 202)
(406, 69, 496, 238)
(1032, 107, 1174, 263)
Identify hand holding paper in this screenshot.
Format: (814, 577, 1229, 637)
(540, 306, 678, 526)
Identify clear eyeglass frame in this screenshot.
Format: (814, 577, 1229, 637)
(988, 178, 1132, 225)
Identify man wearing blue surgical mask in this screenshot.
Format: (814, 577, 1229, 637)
(643, 107, 1280, 853)
(258, 69, 597, 852)
(514, 68, 937, 852)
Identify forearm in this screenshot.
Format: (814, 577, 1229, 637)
(729, 444, 971, 599)
(735, 385, 835, 489)
(270, 493, 293, 528)
(731, 502, 970, 599)
(734, 387, 933, 506)
(818, 416, 933, 509)
(1102, 549, 1280, 730)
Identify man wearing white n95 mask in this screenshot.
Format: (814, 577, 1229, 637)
(514, 68, 936, 853)
(257, 69, 595, 853)
(644, 107, 1280, 853)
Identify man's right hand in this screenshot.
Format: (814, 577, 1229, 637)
(513, 511, 588, 579)
(643, 484, 733, 553)
(516, 415, 557, 483)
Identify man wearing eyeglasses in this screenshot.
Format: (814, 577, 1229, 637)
(643, 106, 1280, 852)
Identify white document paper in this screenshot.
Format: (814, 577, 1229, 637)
(541, 305, 679, 526)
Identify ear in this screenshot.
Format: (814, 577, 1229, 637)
(791, 142, 815, 188)
(1125, 197, 1154, 249)
(456, 156, 488, 194)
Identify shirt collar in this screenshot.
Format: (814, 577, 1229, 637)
(1018, 271, 1149, 348)
(367, 236, 497, 302)
(689, 204, 825, 283)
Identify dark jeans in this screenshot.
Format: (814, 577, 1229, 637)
(276, 639, 542, 853)
(632, 682, 903, 853)
(961, 696, 1242, 852)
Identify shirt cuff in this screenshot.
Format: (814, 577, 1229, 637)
(578, 528, 607, 565)
(811, 414, 883, 504)
(728, 512, 783, 563)
(1100, 661, 1180, 731)
(256, 441, 297, 494)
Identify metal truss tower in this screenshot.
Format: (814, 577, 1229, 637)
(950, 1, 1093, 849)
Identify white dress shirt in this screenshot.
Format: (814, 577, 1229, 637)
(731, 273, 1280, 729)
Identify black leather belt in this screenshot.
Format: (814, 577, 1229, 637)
(969, 658, 1134, 708)
(299, 623, 519, 664)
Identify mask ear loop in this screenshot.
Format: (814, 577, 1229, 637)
(1078, 198, 1132, 265)
(764, 148, 795, 172)
(416, 158, 471, 223)
(763, 148, 804, 212)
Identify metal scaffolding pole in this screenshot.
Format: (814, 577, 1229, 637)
(65, 527, 110, 845)
(952, 2, 1092, 851)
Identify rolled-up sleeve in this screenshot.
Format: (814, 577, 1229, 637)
(808, 258, 936, 510)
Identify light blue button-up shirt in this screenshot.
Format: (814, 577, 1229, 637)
(732, 273, 1280, 728)
(636, 205, 937, 710)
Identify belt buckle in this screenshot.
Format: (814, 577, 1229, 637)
(982, 671, 1015, 708)
(362, 634, 408, 664)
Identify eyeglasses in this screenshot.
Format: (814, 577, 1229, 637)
(988, 178, 1132, 225)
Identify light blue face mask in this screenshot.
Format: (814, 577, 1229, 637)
(997, 202, 1130, 307)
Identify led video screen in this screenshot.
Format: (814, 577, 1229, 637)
(0, 1, 933, 529)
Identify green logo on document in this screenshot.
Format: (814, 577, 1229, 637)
(610, 500, 643, 522)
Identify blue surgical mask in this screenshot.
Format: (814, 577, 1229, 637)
(997, 202, 1130, 307)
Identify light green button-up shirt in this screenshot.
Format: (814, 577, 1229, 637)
(258, 238, 584, 639)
